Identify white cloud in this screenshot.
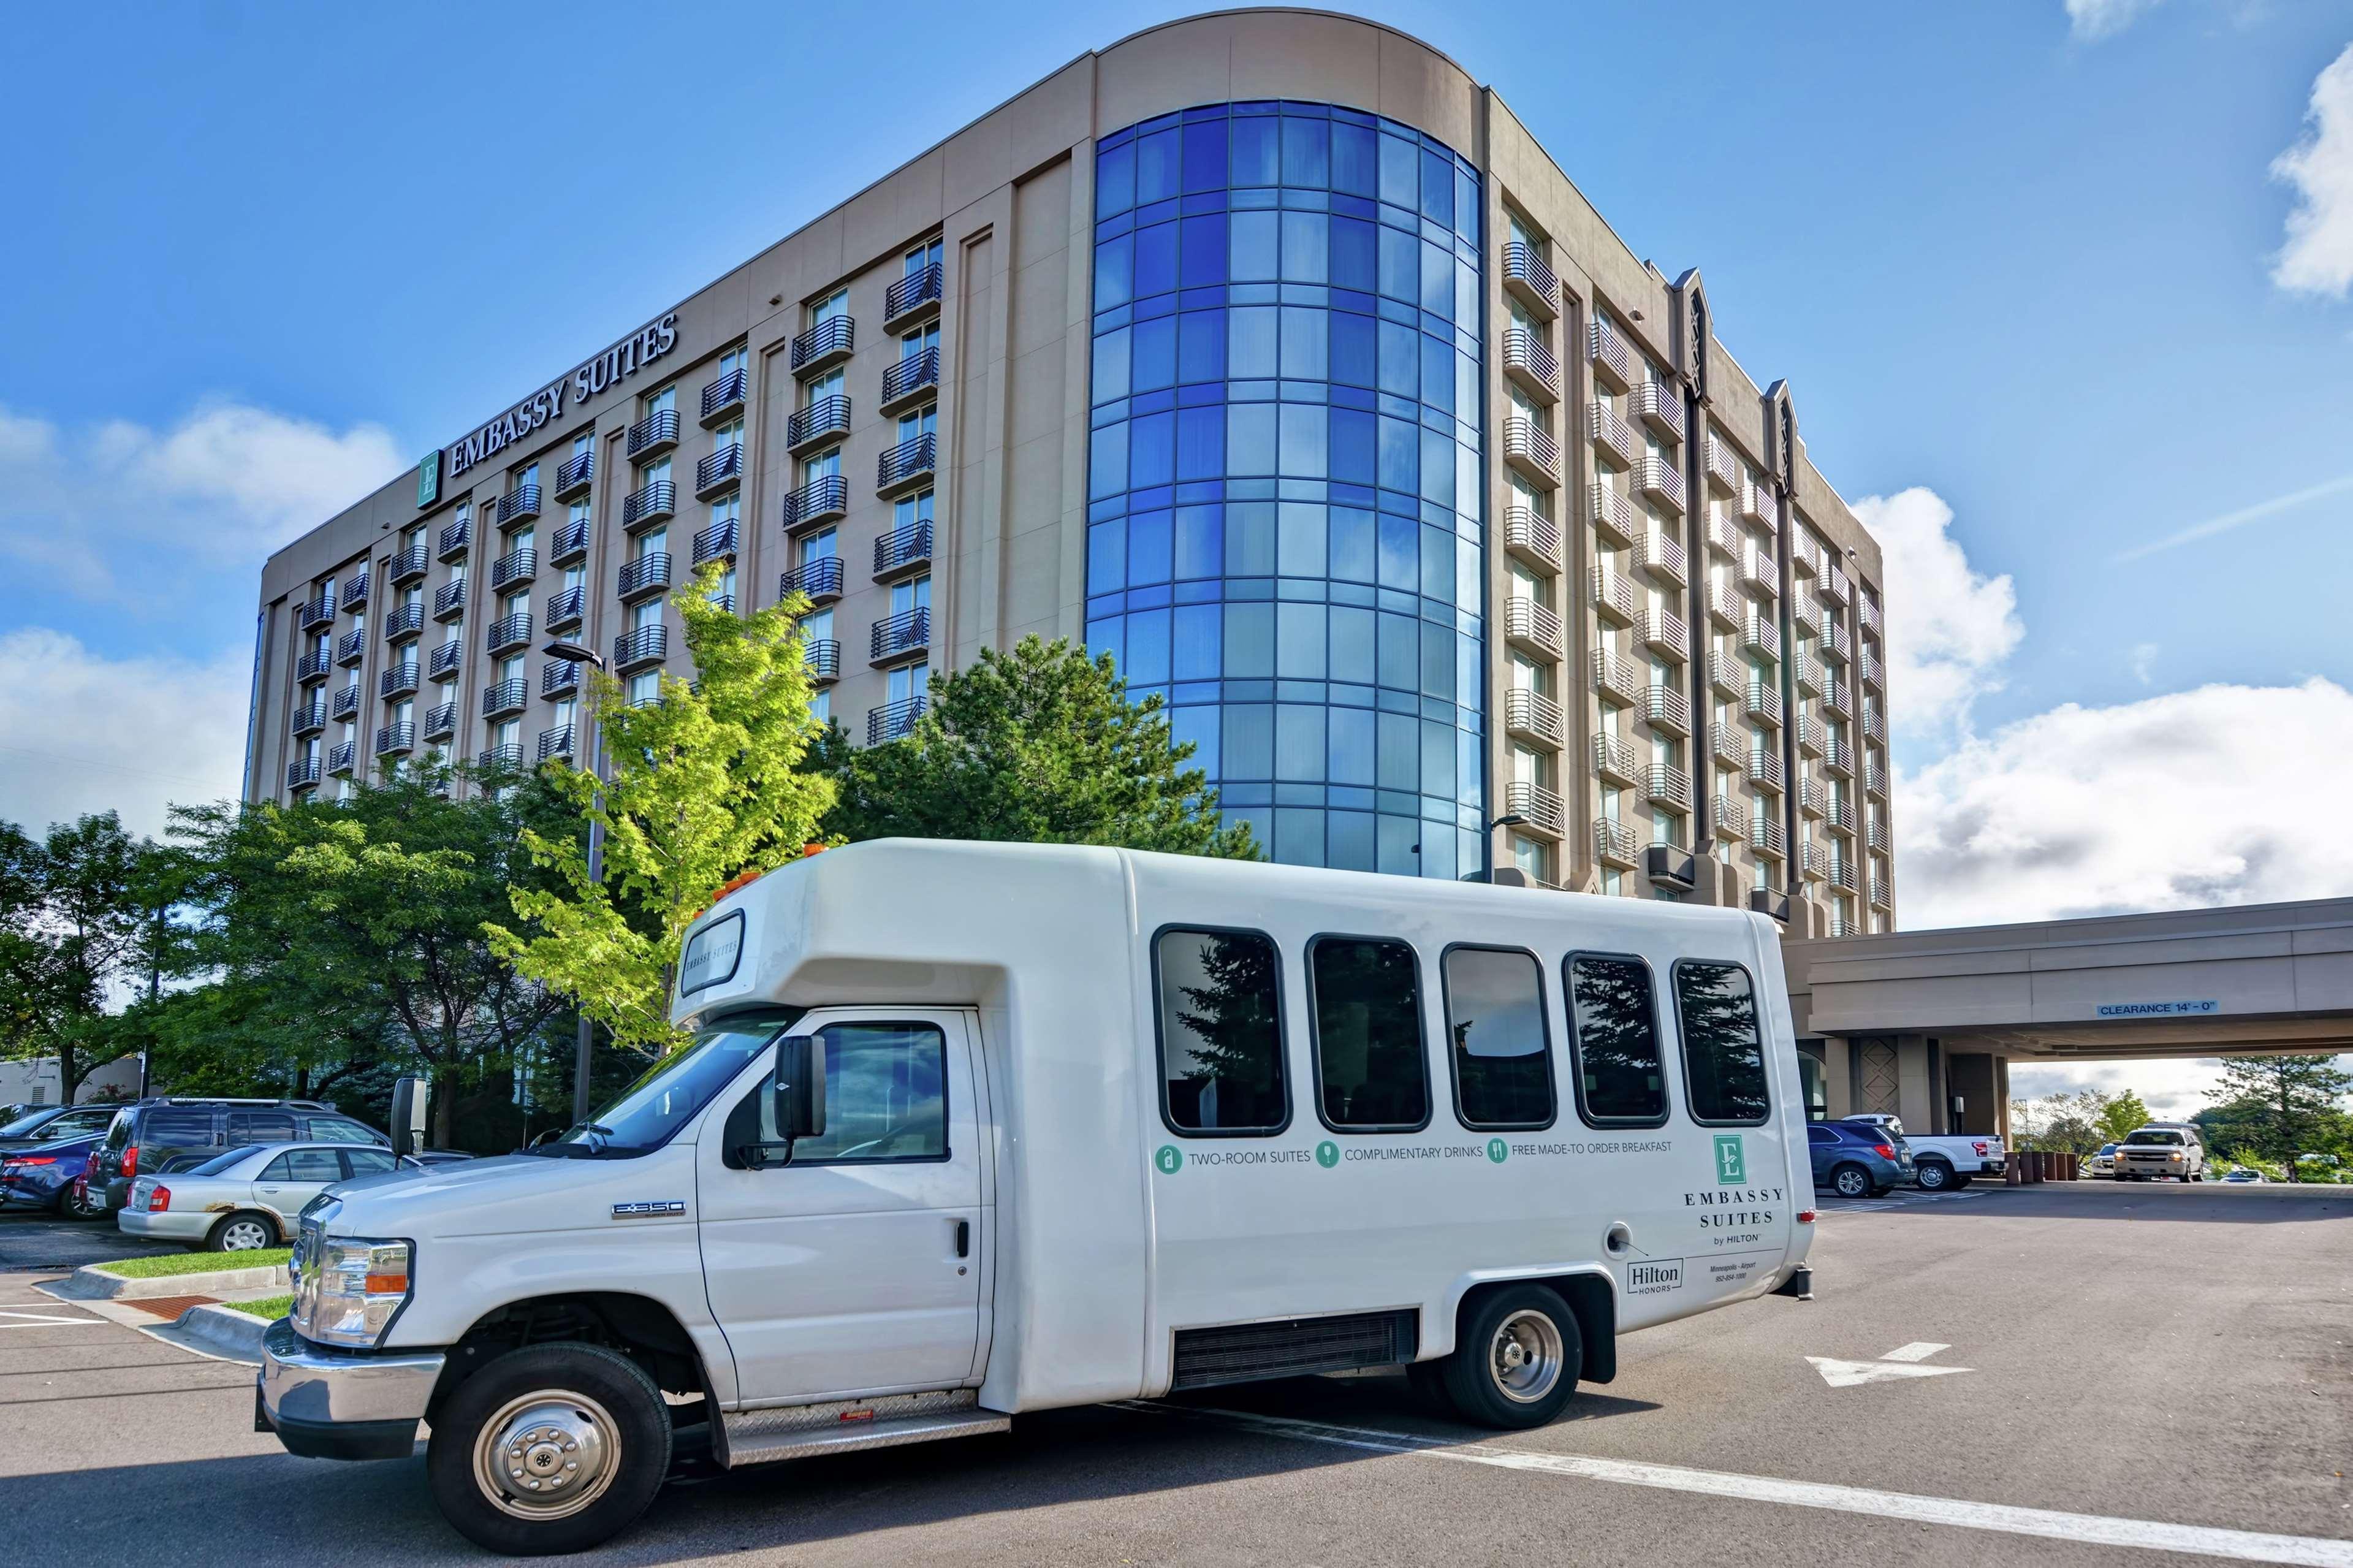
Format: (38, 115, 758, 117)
(2066, 0, 2165, 40)
(2130, 642, 2159, 684)
(0, 401, 400, 606)
(1850, 487, 2023, 739)
(2273, 42, 2353, 298)
(0, 628, 250, 840)
(1896, 677, 2353, 928)
(2007, 1057, 2226, 1121)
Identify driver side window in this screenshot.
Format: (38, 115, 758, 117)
(743, 1022, 948, 1165)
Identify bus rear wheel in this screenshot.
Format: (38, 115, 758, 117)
(1434, 1285, 1581, 1429)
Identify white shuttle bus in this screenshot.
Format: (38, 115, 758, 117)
(257, 839, 1815, 1555)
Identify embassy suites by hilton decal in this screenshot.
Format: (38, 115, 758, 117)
(438, 311, 682, 484)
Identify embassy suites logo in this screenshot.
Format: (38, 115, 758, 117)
(434, 311, 683, 489)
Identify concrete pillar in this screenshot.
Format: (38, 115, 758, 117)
(1895, 1035, 1935, 1135)
(1821, 1037, 1855, 1119)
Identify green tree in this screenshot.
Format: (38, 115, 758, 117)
(0, 812, 170, 1102)
(492, 569, 835, 1059)
(2094, 1089, 2151, 1146)
(2204, 1054, 2353, 1181)
(168, 766, 569, 1144)
(819, 635, 1255, 858)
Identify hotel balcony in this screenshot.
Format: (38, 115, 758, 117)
(1503, 242, 1560, 319)
(485, 612, 532, 656)
(867, 695, 926, 744)
(1871, 874, 1893, 910)
(1587, 568, 1636, 627)
(787, 395, 851, 457)
(327, 742, 356, 778)
(1645, 844, 1698, 891)
(1792, 655, 1822, 698)
(618, 552, 672, 603)
(622, 479, 677, 531)
(870, 606, 930, 666)
(1748, 753, 1785, 793)
(549, 517, 590, 567)
(1592, 818, 1640, 869)
(428, 640, 463, 680)
(791, 315, 854, 375)
(476, 744, 524, 772)
(700, 367, 748, 427)
(388, 546, 429, 586)
(1863, 709, 1887, 744)
(544, 584, 585, 631)
(1505, 688, 1564, 748)
(1705, 581, 1744, 629)
(1868, 821, 1891, 855)
(1799, 780, 1825, 819)
(1858, 598, 1883, 636)
(1633, 382, 1685, 443)
(382, 603, 424, 643)
(693, 520, 740, 568)
(1867, 759, 1889, 797)
(481, 678, 528, 719)
(804, 637, 841, 685)
(696, 443, 744, 499)
(340, 572, 370, 611)
(496, 484, 541, 527)
(1823, 736, 1855, 777)
(1705, 436, 1741, 495)
(1741, 615, 1780, 660)
(422, 702, 455, 742)
(625, 409, 679, 462)
(438, 516, 469, 560)
(1587, 318, 1632, 392)
(1820, 618, 1852, 664)
(373, 723, 414, 758)
(1789, 533, 1820, 579)
(1503, 506, 1560, 573)
(1752, 817, 1786, 858)
(1642, 683, 1690, 737)
(1586, 401, 1635, 466)
(1586, 482, 1636, 548)
(298, 595, 335, 632)
(1796, 715, 1824, 758)
(1636, 608, 1688, 663)
(286, 757, 321, 792)
(1828, 858, 1859, 894)
(1749, 887, 1791, 922)
(1712, 724, 1744, 767)
(1819, 560, 1852, 605)
(1503, 329, 1560, 403)
(536, 725, 574, 764)
(874, 520, 933, 580)
(335, 628, 366, 666)
(378, 661, 419, 701)
(779, 555, 845, 606)
(878, 432, 936, 496)
(1636, 455, 1684, 514)
(1635, 531, 1686, 590)
(290, 694, 329, 737)
(1503, 417, 1559, 486)
(1713, 801, 1744, 840)
(1592, 734, 1640, 787)
(885, 262, 943, 331)
(1741, 552, 1777, 600)
(1589, 650, 1643, 706)
(1744, 684, 1783, 728)
(1707, 653, 1745, 699)
(1860, 651, 1884, 690)
(553, 448, 595, 500)
(1705, 513, 1742, 557)
(1825, 798, 1856, 837)
(1790, 592, 1820, 636)
(1644, 764, 1692, 813)
(541, 660, 581, 699)
(1820, 677, 1850, 719)
(1740, 482, 1777, 530)
(881, 346, 941, 416)
(613, 625, 668, 672)
(782, 473, 850, 532)
(1505, 596, 1566, 658)
(489, 548, 536, 593)
(1505, 781, 1567, 839)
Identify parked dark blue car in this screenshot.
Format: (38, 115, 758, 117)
(1807, 1121, 1906, 1198)
(0, 1134, 105, 1218)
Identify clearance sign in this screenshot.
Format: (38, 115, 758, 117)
(425, 311, 682, 497)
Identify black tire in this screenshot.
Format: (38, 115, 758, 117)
(1434, 1285, 1582, 1429)
(427, 1341, 671, 1556)
(1949, 1174, 1972, 1190)
(1830, 1163, 1872, 1199)
(1914, 1160, 1953, 1192)
(63, 1184, 105, 1222)
(206, 1212, 279, 1252)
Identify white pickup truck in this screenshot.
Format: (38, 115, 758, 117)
(1843, 1114, 2006, 1191)
(2114, 1124, 2205, 1181)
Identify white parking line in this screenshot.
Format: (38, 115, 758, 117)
(1133, 1405, 2353, 1567)
(0, 1309, 104, 1330)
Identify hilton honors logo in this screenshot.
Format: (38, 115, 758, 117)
(1627, 1258, 1684, 1295)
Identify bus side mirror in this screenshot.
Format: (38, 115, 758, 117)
(774, 1035, 827, 1143)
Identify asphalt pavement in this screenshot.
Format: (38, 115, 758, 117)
(0, 1181, 2346, 1566)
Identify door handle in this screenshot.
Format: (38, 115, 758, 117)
(954, 1219, 970, 1258)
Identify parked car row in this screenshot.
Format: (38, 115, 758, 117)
(1807, 1114, 2008, 1198)
(1, 1096, 474, 1250)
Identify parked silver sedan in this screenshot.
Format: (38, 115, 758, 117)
(118, 1141, 408, 1251)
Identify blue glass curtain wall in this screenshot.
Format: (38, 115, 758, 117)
(1087, 101, 1486, 878)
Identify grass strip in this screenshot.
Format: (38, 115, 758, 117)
(94, 1247, 291, 1279)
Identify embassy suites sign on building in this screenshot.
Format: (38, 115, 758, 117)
(425, 313, 682, 497)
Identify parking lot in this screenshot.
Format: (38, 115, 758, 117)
(2, 1180, 2347, 1566)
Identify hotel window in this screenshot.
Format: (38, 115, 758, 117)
(809, 690, 831, 725)
(892, 488, 933, 533)
(812, 288, 848, 326)
(803, 367, 843, 409)
(634, 526, 666, 561)
(511, 460, 539, 496)
(1510, 834, 1553, 887)
(799, 527, 836, 568)
(639, 454, 672, 490)
(630, 600, 661, 634)
(717, 346, 748, 382)
(897, 403, 937, 444)
(890, 573, 930, 619)
(644, 384, 675, 419)
(900, 319, 940, 361)
(886, 658, 928, 709)
(905, 238, 943, 276)
(710, 563, 737, 609)
(627, 671, 660, 706)
(571, 431, 593, 463)
(712, 419, 743, 459)
(800, 447, 838, 487)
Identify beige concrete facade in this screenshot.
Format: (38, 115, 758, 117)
(247, 9, 1888, 936)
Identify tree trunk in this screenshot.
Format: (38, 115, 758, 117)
(432, 1082, 457, 1149)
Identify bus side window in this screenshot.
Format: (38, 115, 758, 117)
(1307, 936, 1430, 1132)
(1442, 946, 1554, 1131)
(1565, 953, 1668, 1128)
(1154, 927, 1289, 1135)
(1672, 960, 1771, 1126)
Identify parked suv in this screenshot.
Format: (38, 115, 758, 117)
(2113, 1123, 2205, 1182)
(89, 1098, 388, 1212)
(0, 1103, 124, 1154)
(1809, 1121, 1907, 1197)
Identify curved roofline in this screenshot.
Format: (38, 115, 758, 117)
(1091, 7, 1481, 87)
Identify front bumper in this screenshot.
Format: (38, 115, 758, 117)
(254, 1317, 446, 1461)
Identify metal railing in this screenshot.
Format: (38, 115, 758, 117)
(885, 262, 943, 325)
(336, 628, 367, 665)
(1592, 734, 1640, 785)
(287, 756, 321, 791)
(1504, 780, 1565, 835)
(1586, 401, 1635, 465)
(881, 346, 940, 410)
(545, 584, 585, 630)
(626, 409, 680, 459)
(867, 695, 926, 744)
(791, 315, 854, 372)
(481, 678, 528, 717)
(782, 474, 848, 530)
(693, 520, 740, 567)
(870, 606, 930, 664)
(878, 431, 937, 492)
(1743, 615, 1780, 658)
(541, 660, 581, 698)
(1587, 481, 1635, 546)
(1590, 650, 1642, 704)
(382, 603, 424, 641)
(299, 596, 335, 631)
(423, 702, 455, 740)
(373, 723, 414, 757)
(490, 549, 536, 592)
(1745, 685, 1783, 726)
(788, 395, 850, 452)
(536, 725, 574, 764)
(1504, 688, 1564, 747)
(438, 516, 470, 559)
(779, 555, 845, 603)
(1633, 381, 1685, 442)
(1636, 531, 1686, 586)
(389, 546, 429, 585)
(1646, 765, 1691, 811)
(549, 518, 590, 565)
(1592, 817, 1640, 866)
(341, 573, 370, 609)
(1706, 582, 1744, 628)
(485, 612, 532, 654)
(700, 367, 748, 425)
(379, 661, 419, 699)
(1503, 328, 1559, 401)
(1503, 506, 1559, 568)
(1505, 595, 1564, 657)
(613, 624, 668, 669)
(428, 641, 463, 679)
(555, 449, 595, 498)
(1503, 417, 1558, 484)
(875, 520, 933, 577)
(622, 479, 676, 529)
(1636, 455, 1684, 511)
(696, 443, 744, 497)
(327, 742, 356, 776)
(1706, 436, 1741, 494)
(804, 637, 841, 682)
(1587, 317, 1632, 389)
(496, 484, 541, 525)
(1638, 607, 1688, 660)
(1588, 567, 1636, 625)
(1747, 753, 1784, 792)
(476, 744, 524, 771)
(1503, 241, 1559, 316)
(618, 552, 672, 601)
(1741, 482, 1777, 529)
(1643, 683, 1690, 734)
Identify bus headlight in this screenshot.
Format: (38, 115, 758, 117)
(292, 1235, 412, 1349)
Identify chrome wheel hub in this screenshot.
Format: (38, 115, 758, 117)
(473, 1391, 620, 1520)
(222, 1220, 270, 1250)
(1489, 1309, 1565, 1403)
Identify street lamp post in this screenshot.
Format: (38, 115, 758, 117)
(544, 639, 607, 1125)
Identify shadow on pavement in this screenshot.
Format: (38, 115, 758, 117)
(1832, 1183, 2347, 1224)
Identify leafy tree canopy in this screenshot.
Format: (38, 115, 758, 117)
(0, 812, 174, 1100)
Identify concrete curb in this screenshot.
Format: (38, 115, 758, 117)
(45, 1261, 291, 1300)
(167, 1301, 275, 1361)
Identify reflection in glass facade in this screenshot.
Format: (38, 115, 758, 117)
(1087, 102, 1486, 878)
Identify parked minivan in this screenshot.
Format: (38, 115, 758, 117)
(89, 1098, 387, 1212)
(255, 839, 1818, 1555)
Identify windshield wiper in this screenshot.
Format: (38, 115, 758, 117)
(522, 1122, 618, 1158)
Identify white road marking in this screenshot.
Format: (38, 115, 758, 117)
(1807, 1354, 1972, 1388)
(1135, 1405, 2353, 1566)
(1880, 1341, 1950, 1363)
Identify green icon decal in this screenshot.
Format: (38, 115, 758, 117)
(416, 451, 441, 508)
(1714, 1133, 1747, 1185)
(1315, 1140, 1340, 1169)
(1154, 1145, 1182, 1175)
(1487, 1137, 1510, 1164)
